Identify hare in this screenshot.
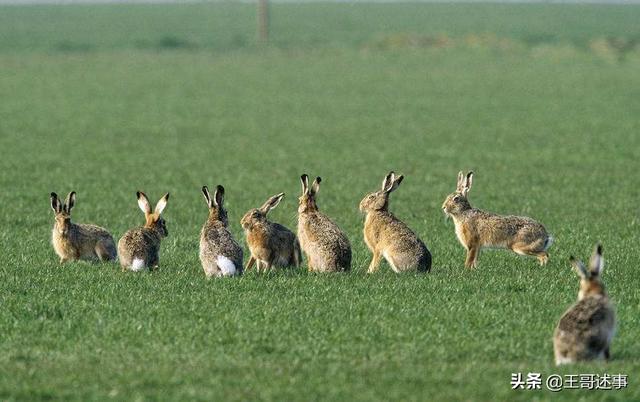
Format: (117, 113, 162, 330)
(241, 192, 302, 272)
(297, 174, 351, 272)
(118, 191, 169, 272)
(442, 171, 552, 268)
(50, 191, 117, 264)
(360, 172, 431, 273)
(200, 185, 243, 278)
(554, 244, 615, 365)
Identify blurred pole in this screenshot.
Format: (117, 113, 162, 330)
(257, 0, 269, 44)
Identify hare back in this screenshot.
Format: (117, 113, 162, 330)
(248, 222, 297, 257)
(365, 213, 430, 272)
(118, 227, 161, 267)
(464, 210, 548, 248)
(52, 223, 115, 261)
(299, 212, 350, 249)
(554, 296, 615, 360)
(299, 213, 351, 272)
(299, 211, 350, 248)
(200, 224, 243, 267)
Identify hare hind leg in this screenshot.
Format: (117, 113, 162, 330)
(511, 242, 548, 265)
(95, 241, 117, 262)
(536, 252, 549, 266)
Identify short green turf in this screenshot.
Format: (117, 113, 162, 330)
(0, 3, 639, 401)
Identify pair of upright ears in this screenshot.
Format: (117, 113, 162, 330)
(202, 185, 224, 209)
(381, 171, 404, 193)
(137, 191, 169, 216)
(301, 174, 321, 196)
(456, 171, 474, 196)
(50, 192, 76, 214)
(571, 244, 604, 279)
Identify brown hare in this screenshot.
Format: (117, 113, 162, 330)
(442, 171, 552, 268)
(360, 172, 431, 273)
(297, 174, 351, 272)
(554, 244, 615, 365)
(200, 185, 243, 278)
(241, 192, 301, 272)
(50, 191, 116, 264)
(118, 191, 169, 272)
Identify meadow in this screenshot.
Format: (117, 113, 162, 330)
(0, 2, 639, 401)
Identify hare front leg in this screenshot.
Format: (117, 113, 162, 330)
(245, 255, 256, 271)
(367, 249, 381, 273)
(465, 246, 479, 269)
(305, 252, 314, 272)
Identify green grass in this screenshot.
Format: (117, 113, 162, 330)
(1, 3, 639, 401)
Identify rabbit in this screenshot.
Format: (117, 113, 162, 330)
(50, 191, 117, 264)
(240, 192, 302, 272)
(442, 171, 553, 268)
(297, 174, 351, 272)
(360, 172, 431, 273)
(199, 185, 243, 278)
(118, 191, 169, 272)
(553, 244, 615, 365)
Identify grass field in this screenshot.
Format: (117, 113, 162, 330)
(1, 2, 639, 401)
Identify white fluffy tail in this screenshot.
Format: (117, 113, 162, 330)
(543, 235, 554, 252)
(217, 255, 236, 276)
(131, 258, 146, 272)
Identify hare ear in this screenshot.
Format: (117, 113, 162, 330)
(456, 171, 465, 192)
(589, 244, 604, 276)
(387, 174, 404, 193)
(154, 193, 169, 215)
(570, 256, 589, 279)
(50, 192, 62, 214)
(310, 177, 321, 195)
(202, 186, 213, 208)
(300, 174, 309, 195)
(214, 185, 225, 208)
(381, 172, 394, 191)
(64, 191, 76, 214)
(461, 171, 473, 196)
(137, 191, 152, 215)
(260, 193, 285, 214)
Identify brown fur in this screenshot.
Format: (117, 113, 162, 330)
(50, 192, 116, 263)
(297, 174, 351, 272)
(199, 185, 243, 278)
(553, 245, 615, 365)
(118, 191, 169, 271)
(442, 171, 552, 268)
(241, 193, 301, 272)
(360, 172, 431, 273)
